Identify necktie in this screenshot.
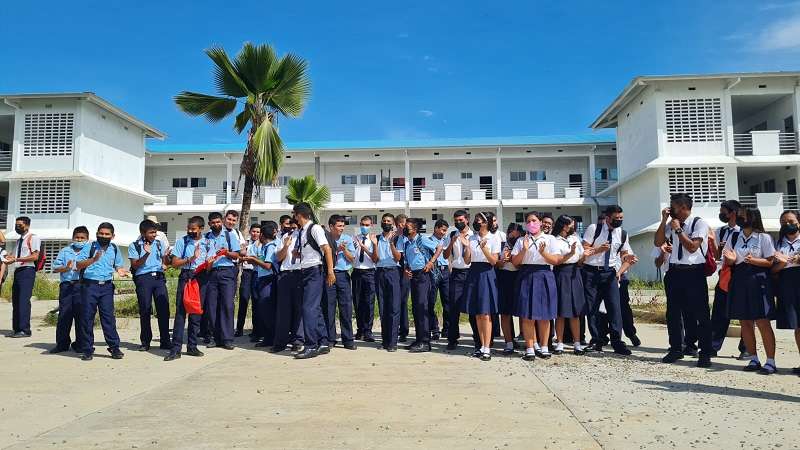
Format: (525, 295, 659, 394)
(291, 234, 301, 264)
(461, 236, 468, 258)
(789, 241, 796, 252)
(359, 236, 367, 263)
(677, 223, 685, 261)
(17, 236, 22, 258)
(603, 229, 612, 270)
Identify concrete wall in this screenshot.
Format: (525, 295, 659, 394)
(657, 80, 727, 158)
(617, 169, 664, 233)
(13, 98, 77, 172)
(615, 87, 659, 178)
(74, 179, 143, 244)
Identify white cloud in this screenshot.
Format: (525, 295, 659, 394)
(759, 1, 800, 11)
(757, 14, 800, 51)
(396, 32, 409, 39)
(418, 109, 434, 117)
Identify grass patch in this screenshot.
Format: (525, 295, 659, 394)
(2, 274, 62, 301)
(627, 278, 665, 291)
(631, 303, 667, 324)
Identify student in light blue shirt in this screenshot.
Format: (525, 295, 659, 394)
(75, 222, 128, 361)
(426, 219, 451, 340)
(128, 220, 171, 351)
(322, 215, 357, 349)
(49, 226, 90, 354)
(402, 218, 442, 353)
(245, 221, 282, 348)
(375, 213, 403, 350)
(202, 211, 241, 349)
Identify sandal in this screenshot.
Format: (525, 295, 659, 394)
(743, 360, 762, 372)
(757, 362, 778, 375)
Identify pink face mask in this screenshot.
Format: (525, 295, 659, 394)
(526, 221, 541, 235)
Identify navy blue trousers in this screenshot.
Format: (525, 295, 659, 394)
(664, 266, 712, 355)
(429, 268, 450, 336)
(324, 271, 355, 345)
(583, 268, 624, 347)
(134, 272, 170, 347)
(253, 274, 276, 345)
(274, 271, 304, 348)
(236, 269, 255, 334)
(376, 267, 401, 348)
(12, 267, 35, 334)
(172, 270, 204, 352)
(80, 282, 120, 354)
(55, 281, 83, 351)
(352, 269, 377, 336)
(300, 266, 327, 349)
(447, 268, 480, 347)
(411, 271, 433, 345)
(204, 266, 236, 344)
(399, 267, 410, 338)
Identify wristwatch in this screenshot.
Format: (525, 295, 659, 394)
(675, 228, 684, 235)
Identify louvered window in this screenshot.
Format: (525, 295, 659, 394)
(23, 113, 75, 156)
(667, 167, 726, 203)
(19, 180, 71, 214)
(41, 240, 70, 273)
(664, 98, 722, 143)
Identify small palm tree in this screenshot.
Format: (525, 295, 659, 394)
(286, 176, 330, 223)
(175, 42, 311, 232)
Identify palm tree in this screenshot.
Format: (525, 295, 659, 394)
(174, 42, 311, 232)
(286, 176, 330, 223)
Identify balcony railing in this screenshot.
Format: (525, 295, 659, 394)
(147, 187, 287, 206)
(329, 186, 406, 203)
(502, 181, 590, 201)
(0, 210, 7, 228)
(411, 183, 496, 202)
(733, 131, 798, 156)
(738, 193, 799, 212)
(0, 147, 10, 171)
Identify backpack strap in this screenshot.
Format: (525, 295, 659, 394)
(687, 217, 706, 257)
(180, 235, 191, 260)
(224, 230, 232, 250)
(617, 230, 628, 254)
(590, 223, 604, 246)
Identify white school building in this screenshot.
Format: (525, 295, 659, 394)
(2, 71, 799, 280)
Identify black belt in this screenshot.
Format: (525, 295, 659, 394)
(14, 266, 35, 273)
(376, 267, 396, 271)
(134, 271, 165, 279)
(668, 263, 705, 271)
(352, 268, 375, 272)
(522, 264, 550, 270)
(60, 280, 80, 286)
(584, 265, 614, 273)
(301, 266, 323, 273)
(82, 279, 113, 285)
(334, 269, 349, 273)
(242, 268, 254, 272)
(211, 266, 234, 271)
(451, 267, 469, 272)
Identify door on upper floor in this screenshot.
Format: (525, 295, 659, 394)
(479, 176, 493, 199)
(412, 177, 425, 201)
(788, 179, 797, 209)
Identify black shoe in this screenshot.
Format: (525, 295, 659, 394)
(386, 346, 397, 352)
(137, 344, 150, 352)
(502, 348, 516, 356)
(206, 340, 217, 348)
(318, 345, 331, 355)
(398, 335, 408, 343)
(354, 333, 363, 341)
(590, 343, 604, 352)
(164, 351, 181, 361)
(743, 360, 762, 372)
(573, 348, 587, 356)
(291, 343, 304, 353)
(630, 335, 641, 347)
(202, 337, 211, 345)
(255, 340, 271, 348)
(552, 348, 564, 356)
(662, 351, 684, 363)
(613, 345, 632, 356)
(480, 352, 491, 361)
(48, 346, 69, 354)
(10, 331, 31, 338)
(522, 352, 536, 361)
(109, 348, 124, 359)
(234, 330, 243, 337)
(364, 335, 376, 343)
(682, 346, 698, 357)
(269, 346, 287, 353)
(538, 351, 552, 359)
(294, 348, 318, 359)
(186, 347, 204, 357)
(472, 349, 482, 358)
(431, 333, 440, 342)
(582, 345, 597, 353)
(446, 342, 458, 351)
(343, 342, 357, 350)
(697, 355, 712, 368)
(249, 336, 261, 343)
(404, 341, 419, 350)
(70, 342, 81, 353)
(81, 353, 93, 361)
(409, 344, 431, 353)
(222, 343, 235, 350)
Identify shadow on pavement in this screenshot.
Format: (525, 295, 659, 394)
(634, 379, 800, 403)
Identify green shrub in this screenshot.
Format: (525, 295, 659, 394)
(2, 274, 61, 301)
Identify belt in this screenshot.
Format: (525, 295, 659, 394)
(301, 266, 323, 273)
(60, 280, 80, 286)
(583, 265, 614, 272)
(14, 266, 35, 272)
(211, 266, 234, 271)
(134, 271, 164, 279)
(242, 268, 254, 272)
(668, 263, 705, 270)
(451, 267, 469, 272)
(82, 279, 112, 285)
(376, 266, 396, 271)
(334, 269, 349, 273)
(352, 267, 375, 272)
(522, 264, 551, 270)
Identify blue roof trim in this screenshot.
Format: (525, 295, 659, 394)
(147, 133, 616, 154)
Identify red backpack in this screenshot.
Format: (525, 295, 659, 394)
(24, 235, 46, 272)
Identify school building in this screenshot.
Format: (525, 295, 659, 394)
(1, 71, 799, 280)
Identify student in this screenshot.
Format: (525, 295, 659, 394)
(7, 216, 39, 338)
(203, 212, 241, 350)
(512, 211, 564, 360)
(402, 218, 442, 353)
(394, 214, 411, 342)
(616, 252, 640, 347)
(323, 215, 357, 350)
(488, 215, 504, 340)
(236, 224, 262, 339)
(293, 203, 335, 359)
(722, 207, 777, 374)
(49, 226, 90, 353)
(773, 210, 800, 375)
(166, 216, 214, 361)
(76, 222, 128, 361)
(496, 222, 523, 355)
(427, 219, 451, 341)
(375, 213, 403, 351)
(551, 215, 588, 355)
(444, 209, 478, 351)
(129, 219, 171, 351)
(655, 194, 713, 367)
(272, 217, 305, 353)
(541, 215, 554, 235)
(246, 221, 279, 349)
(351, 215, 378, 342)
(581, 206, 632, 355)
(463, 211, 501, 361)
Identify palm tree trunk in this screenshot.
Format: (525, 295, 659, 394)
(240, 173, 255, 234)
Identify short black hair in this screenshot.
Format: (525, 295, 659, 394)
(525, 211, 540, 222)
(208, 212, 223, 222)
(328, 214, 345, 226)
(261, 220, 278, 239)
(279, 215, 292, 225)
(721, 200, 741, 214)
(72, 226, 90, 238)
(360, 215, 373, 224)
(381, 212, 395, 221)
(434, 219, 449, 229)
(98, 222, 115, 233)
(407, 218, 423, 231)
(292, 203, 313, 219)
(395, 214, 408, 223)
(16, 216, 31, 226)
(139, 219, 158, 233)
(670, 193, 693, 210)
(225, 210, 239, 218)
(249, 223, 261, 231)
(188, 216, 205, 228)
(453, 209, 469, 220)
(604, 205, 623, 215)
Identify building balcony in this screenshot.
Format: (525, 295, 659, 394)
(733, 131, 798, 156)
(738, 193, 799, 216)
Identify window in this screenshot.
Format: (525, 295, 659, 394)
(341, 175, 357, 185)
(460, 172, 472, 179)
(190, 177, 206, 188)
(172, 178, 188, 188)
(568, 174, 583, 186)
(19, 179, 71, 214)
(664, 98, 722, 142)
(595, 168, 609, 180)
(667, 167, 726, 203)
(432, 172, 444, 180)
(515, 212, 525, 223)
(360, 174, 377, 184)
(41, 240, 70, 273)
(362, 215, 378, 226)
(610, 169, 618, 180)
(341, 215, 355, 225)
(23, 113, 74, 156)
(530, 170, 546, 181)
(432, 213, 443, 221)
(510, 171, 526, 182)
(222, 181, 235, 191)
(785, 116, 795, 133)
(277, 176, 291, 186)
(764, 179, 776, 192)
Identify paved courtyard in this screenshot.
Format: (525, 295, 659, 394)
(1, 300, 798, 450)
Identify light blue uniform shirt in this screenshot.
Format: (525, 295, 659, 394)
(376, 234, 404, 268)
(127, 238, 165, 276)
(404, 235, 439, 271)
(171, 235, 216, 271)
(427, 234, 449, 266)
(79, 242, 124, 282)
(204, 229, 240, 268)
(334, 234, 356, 271)
(53, 244, 83, 282)
(255, 241, 279, 278)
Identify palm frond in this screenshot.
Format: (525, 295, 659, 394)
(268, 53, 312, 117)
(233, 42, 278, 97)
(250, 116, 284, 185)
(233, 109, 251, 134)
(205, 46, 250, 98)
(174, 92, 238, 122)
(286, 175, 329, 220)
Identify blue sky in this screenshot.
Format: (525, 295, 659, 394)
(2, 1, 800, 145)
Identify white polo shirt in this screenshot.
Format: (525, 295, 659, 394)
(511, 233, 557, 266)
(582, 223, 631, 268)
(468, 232, 501, 264)
(776, 236, 800, 269)
(725, 231, 775, 265)
(352, 233, 376, 270)
(14, 232, 41, 269)
(552, 234, 583, 265)
(279, 232, 301, 272)
(664, 215, 709, 265)
(299, 222, 329, 269)
(450, 229, 473, 269)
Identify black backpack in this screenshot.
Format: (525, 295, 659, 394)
(133, 239, 163, 260)
(591, 222, 627, 254)
(304, 224, 337, 269)
(80, 242, 119, 279)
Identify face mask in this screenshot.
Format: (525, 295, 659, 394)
(736, 217, 747, 228)
(526, 221, 541, 235)
(490, 222, 499, 233)
(188, 231, 199, 239)
(781, 223, 799, 235)
(718, 212, 729, 223)
(610, 219, 623, 229)
(380, 223, 393, 233)
(360, 226, 370, 235)
(402, 228, 410, 237)
(281, 227, 292, 235)
(96, 237, 112, 247)
(472, 223, 483, 232)
(14, 225, 24, 235)
(72, 241, 87, 250)
(455, 222, 466, 231)
(210, 224, 222, 233)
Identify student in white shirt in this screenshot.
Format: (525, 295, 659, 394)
(273, 218, 305, 353)
(462, 211, 501, 361)
(722, 207, 777, 374)
(496, 222, 523, 355)
(772, 209, 800, 374)
(444, 209, 479, 351)
(7, 216, 40, 338)
(551, 215, 588, 355)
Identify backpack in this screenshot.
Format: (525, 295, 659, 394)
(686, 217, 717, 277)
(22, 234, 46, 271)
(80, 242, 119, 279)
(404, 236, 441, 283)
(718, 230, 739, 292)
(590, 223, 627, 254)
(304, 224, 337, 269)
(133, 239, 162, 260)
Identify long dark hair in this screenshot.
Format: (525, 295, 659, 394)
(473, 211, 495, 232)
(778, 209, 800, 245)
(506, 222, 524, 248)
(739, 207, 765, 233)
(552, 214, 574, 237)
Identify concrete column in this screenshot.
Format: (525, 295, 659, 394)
(722, 87, 735, 157)
(404, 149, 411, 215)
(314, 154, 321, 181)
(225, 154, 232, 204)
(588, 149, 596, 196)
(495, 146, 503, 226)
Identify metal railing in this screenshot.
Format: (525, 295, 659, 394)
(733, 132, 798, 155)
(738, 194, 799, 211)
(146, 187, 287, 205)
(0, 147, 11, 171)
(329, 186, 406, 203)
(410, 183, 496, 202)
(501, 181, 590, 200)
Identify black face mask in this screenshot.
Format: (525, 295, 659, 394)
(454, 222, 466, 231)
(507, 236, 519, 248)
(610, 219, 623, 229)
(210, 224, 222, 233)
(96, 237, 112, 247)
(719, 212, 729, 223)
(781, 223, 799, 235)
(402, 228, 410, 237)
(489, 223, 499, 233)
(472, 223, 482, 232)
(736, 217, 748, 228)
(14, 225, 24, 235)
(281, 227, 292, 235)
(188, 231, 200, 239)
(381, 223, 393, 233)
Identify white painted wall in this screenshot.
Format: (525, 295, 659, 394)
(13, 98, 76, 172)
(615, 87, 659, 178)
(616, 169, 663, 233)
(74, 179, 143, 244)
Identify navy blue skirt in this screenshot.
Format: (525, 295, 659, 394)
(496, 269, 518, 316)
(515, 265, 557, 320)
(554, 264, 586, 318)
(462, 262, 499, 315)
(776, 266, 800, 329)
(728, 264, 774, 320)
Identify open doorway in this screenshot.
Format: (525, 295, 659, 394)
(412, 177, 426, 201)
(479, 176, 493, 199)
